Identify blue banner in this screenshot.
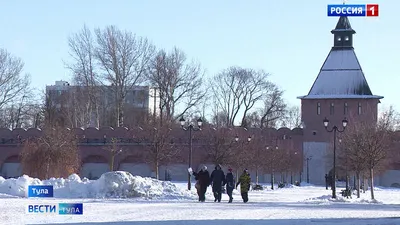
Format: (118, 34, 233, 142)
(59, 203, 83, 215)
(28, 185, 53, 197)
(328, 4, 366, 17)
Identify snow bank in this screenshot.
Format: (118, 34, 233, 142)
(0, 171, 196, 200)
(302, 194, 383, 204)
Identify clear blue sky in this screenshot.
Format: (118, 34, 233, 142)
(0, 0, 398, 110)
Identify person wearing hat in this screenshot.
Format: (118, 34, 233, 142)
(225, 168, 235, 203)
(193, 165, 211, 202)
(236, 169, 251, 203)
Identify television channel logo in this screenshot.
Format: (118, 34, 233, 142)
(28, 185, 53, 198)
(26, 204, 57, 214)
(26, 203, 83, 215)
(59, 203, 83, 215)
(327, 4, 379, 17)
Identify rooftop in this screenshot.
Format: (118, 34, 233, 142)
(298, 16, 382, 100)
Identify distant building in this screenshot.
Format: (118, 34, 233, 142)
(45, 81, 160, 128)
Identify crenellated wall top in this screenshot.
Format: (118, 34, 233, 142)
(0, 126, 303, 139)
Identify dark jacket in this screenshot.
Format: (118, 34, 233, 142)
(225, 172, 234, 191)
(210, 166, 226, 192)
(194, 170, 210, 187)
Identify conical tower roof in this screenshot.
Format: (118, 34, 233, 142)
(333, 16, 354, 31)
(298, 17, 383, 100)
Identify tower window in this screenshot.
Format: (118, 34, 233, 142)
(345, 36, 349, 41)
(344, 102, 348, 115)
(330, 103, 335, 115)
(358, 103, 362, 115)
(317, 102, 321, 115)
(337, 36, 341, 41)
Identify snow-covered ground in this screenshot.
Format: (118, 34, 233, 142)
(0, 172, 399, 225)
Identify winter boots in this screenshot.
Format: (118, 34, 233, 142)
(213, 192, 222, 202)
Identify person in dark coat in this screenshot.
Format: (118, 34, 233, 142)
(236, 169, 251, 203)
(193, 165, 210, 202)
(225, 168, 235, 203)
(210, 164, 226, 202)
(325, 174, 329, 190)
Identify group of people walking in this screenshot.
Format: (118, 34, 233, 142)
(192, 164, 251, 203)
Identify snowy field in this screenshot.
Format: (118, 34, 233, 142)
(0, 172, 400, 225)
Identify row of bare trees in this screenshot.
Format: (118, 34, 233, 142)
(19, 119, 301, 181)
(0, 24, 300, 130)
(193, 128, 302, 186)
(0, 48, 40, 129)
(337, 106, 400, 200)
(64, 25, 299, 129)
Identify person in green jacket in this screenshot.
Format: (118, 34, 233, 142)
(236, 169, 251, 203)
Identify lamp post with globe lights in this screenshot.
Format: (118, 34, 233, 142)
(323, 117, 348, 199)
(233, 134, 252, 184)
(179, 117, 203, 190)
(266, 144, 279, 190)
(234, 135, 252, 143)
(290, 151, 298, 184)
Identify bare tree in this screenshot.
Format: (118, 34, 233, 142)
(340, 133, 366, 198)
(230, 133, 253, 184)
(20, 125, 80, 179)
(342, 120, 392, 199)
(65, 25, 101, 128)
(42, 88, 70, 127)
(378, 105, 400, 131)
(279, 105, 301, 129)
(240, 70, 273, 126)
(210, 67, 272, 127)
(210, 94, 228, 128)
(259, 84, 286, 128)
(271, 139, 297, 184)
(242, 111, 262, 128)
(0, 49, 31, 111)
(365, 118, 392, 199)
(147, 48, 205, 123)
(189, 91, 210, 124)
(0, 93, 40, 129)
(203, 128, 237, 165)
(262, 139, 280, 189)
(141, 119, 179, 179)
(211, 111, 229, 128)
(248, 136, 266, 184)
(103, 138, 123, 171)
(95, 25, 155, 127)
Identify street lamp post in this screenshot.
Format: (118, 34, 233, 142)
(338, 138, 349, 190)
(305, 156, 312, 183)
(266, 145, 279, 190)
(180, 117, 203, 191)
(234, 135, 252, 182)
(323, 117, 348, 199)
(291, 151, 298, 184)
(234, 135, 251, 185)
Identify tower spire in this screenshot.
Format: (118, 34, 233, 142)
(331, 16, 355, 49)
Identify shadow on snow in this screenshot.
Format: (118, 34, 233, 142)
(31, 217, 400, 225)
